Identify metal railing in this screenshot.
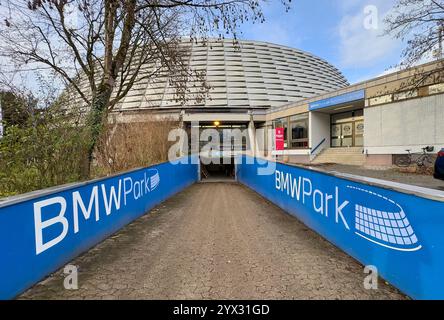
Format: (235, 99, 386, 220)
(310, 138, 327, 161)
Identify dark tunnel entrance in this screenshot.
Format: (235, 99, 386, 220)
(200, 156, 235, 182)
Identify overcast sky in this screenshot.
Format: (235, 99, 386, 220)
(240, 0, 405, 84)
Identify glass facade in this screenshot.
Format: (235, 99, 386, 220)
(273, 113, 309, 150)
(289, 114, 309, 149)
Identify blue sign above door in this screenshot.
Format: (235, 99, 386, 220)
(309, 89, 365, 111)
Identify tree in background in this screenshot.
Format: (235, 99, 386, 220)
(385, 0, 444, 85)
(0, 0, 291, 177)
(0, 91, 35, 129)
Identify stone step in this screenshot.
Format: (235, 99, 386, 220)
(315, 152, 365, 157)
(320, 158, 365, 162)
(311, 147, 366, 166)
(321, 148, 363, 153)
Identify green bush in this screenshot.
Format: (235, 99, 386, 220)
(0, 91, 177, 198)
(0, 106, 89, 197)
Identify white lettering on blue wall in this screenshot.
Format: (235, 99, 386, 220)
(101, 180, 122, 216)
(34, 197, 69, 255)
(275, 170, 350, 231)
(73, 186, 99, 234)
(33, 169, 159, 255)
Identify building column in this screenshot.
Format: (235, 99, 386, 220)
(248, 117, 256, 157)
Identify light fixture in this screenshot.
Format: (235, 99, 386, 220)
(214, 121, 220, 127)
(333, 105, 354, 112)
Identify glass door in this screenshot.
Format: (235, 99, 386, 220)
(330, 110, 364, 147)
(354, 121, 364, 147)
(331, 124, 342, 147)
(341, 122, 353, 147)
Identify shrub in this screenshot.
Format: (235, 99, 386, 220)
(93, 117, 179, 176)
(0, 96, 178, 197)
(0, 106, 89, 197)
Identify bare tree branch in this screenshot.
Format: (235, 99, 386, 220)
(0, 0, 291, 173)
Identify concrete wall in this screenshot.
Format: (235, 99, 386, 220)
(365, 154, 393, 167)
(309, 112, 331, 154)
(364, 94, 444, 155)
(287, 155, 311, 164)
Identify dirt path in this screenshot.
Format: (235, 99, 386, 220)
(20, 183, 406, 300)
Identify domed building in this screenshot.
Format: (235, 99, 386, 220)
(106, 38, 350, 177)
(76, 38, 444, 174)
(112, 38, 348, 120)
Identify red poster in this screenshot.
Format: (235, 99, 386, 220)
(275, 128, 284, 151)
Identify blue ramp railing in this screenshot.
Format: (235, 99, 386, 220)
(0, 156, 198, 299)
(236, 154, 444, 300)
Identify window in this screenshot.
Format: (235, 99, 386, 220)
(272, 114, 309, 150)
(289, 114, 309, 149)
(273, 117, 288, 149)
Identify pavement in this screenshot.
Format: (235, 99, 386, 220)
(20, 183, 406, 300)
(311, 163, 444, 191)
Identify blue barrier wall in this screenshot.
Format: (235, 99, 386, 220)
(237, 155, 444, 299)
(0, 157, 198, 299)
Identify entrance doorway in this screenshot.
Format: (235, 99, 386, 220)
(200, 157, 235, 182)
(185, 121, 246, 182)
(331, 110, 364, 147)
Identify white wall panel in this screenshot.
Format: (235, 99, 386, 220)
(365, 95, 444, 154)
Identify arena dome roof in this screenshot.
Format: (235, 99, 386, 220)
(112, 39, 349, 112)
